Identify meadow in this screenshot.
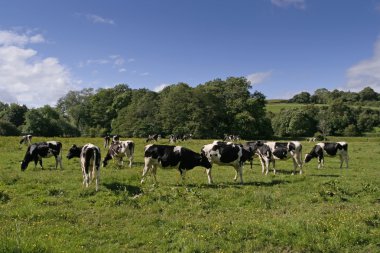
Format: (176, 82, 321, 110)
(0, 136, 379, 252)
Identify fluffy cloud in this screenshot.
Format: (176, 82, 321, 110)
(345, 39, 380, 92)
(246, 71, 272, 85)
(271, 0, 306, 9)
(0, 30, 74, 108)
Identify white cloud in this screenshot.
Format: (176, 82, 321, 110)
(0, 30, 74, 108)
(271, 0, 306, 9)
(153, 84, 169, 92)
(140, 72, 150, 76)
(118, 68, 126, 72)
(85, 14, 115, 25)
(345, 38, 380, 92)
(246, 71, 272, 85)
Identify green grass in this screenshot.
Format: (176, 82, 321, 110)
(0, 136, 380, 252)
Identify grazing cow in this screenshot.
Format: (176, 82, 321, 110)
(141, 144, 211, 184)
(146, 134, 160, 143)
(304, 142, 348, 169)
(19, 134, 33, 147)
(264, 141, 303, 175)
(104, 135, 111, 148)
(201, 141, 254, 184)
(67, 143, 101, 191)
(102, 140, 135, 168)
(21, 141, 63, 171)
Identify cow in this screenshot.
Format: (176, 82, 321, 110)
(67, 143, 101, 191)
(245, 141, 273, 175)
(304, 142, 348, 169)
(264, 141, 303, 175)
(201, 141, 254, 184)
(21, 141, 63, 171)
(146, 134, 160, 143)
(19, 134, 32, 148)
(102, 140, 135, 168)
(104, 135, 111, 148)
(112, 135, 120, 143)
(141, 144, 212, 184)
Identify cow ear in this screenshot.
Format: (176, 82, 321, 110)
(71, 144, 76, 148)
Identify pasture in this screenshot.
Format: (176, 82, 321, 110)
(0, 136, 379, 252)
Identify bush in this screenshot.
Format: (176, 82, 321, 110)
(0, 120, 21, 136)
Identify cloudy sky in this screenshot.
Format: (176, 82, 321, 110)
(1, 0, 380, 107)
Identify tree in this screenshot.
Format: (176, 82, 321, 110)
(289, 92, 311, 104)
(0, 120, 20, 136)
(1, 103, 28, 127)
(359, 87, 378, 101)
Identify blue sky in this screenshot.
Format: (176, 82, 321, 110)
(1, 0, 380, 107)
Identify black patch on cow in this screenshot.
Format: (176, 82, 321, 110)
(305, 144, 324, 163)
(288, 142, 296, 152)
(214, 144, 240, 163)
(323, 143, 339, 156)
(272, 147, 288, 159)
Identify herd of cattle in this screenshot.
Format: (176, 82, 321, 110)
(18, 134, 349, 191)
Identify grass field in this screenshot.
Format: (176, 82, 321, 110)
(1, 136, 380, 252)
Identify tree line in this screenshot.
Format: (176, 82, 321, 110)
(0, 77, 379, 139)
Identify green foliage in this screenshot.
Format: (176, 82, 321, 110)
(0, 120, 21, 136)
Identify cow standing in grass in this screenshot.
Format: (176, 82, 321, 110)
(304, 142, 348, 169)
(141, 144, 211, 184)
(102, 140, 135, 168)
(21, 141, 63, 170)
(264, 141, 303, 175)
(19, 134, 32, 148)
(201, 141, 254, 184)
(67, 143, 101, 191)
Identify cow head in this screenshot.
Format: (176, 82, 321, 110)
(304, 154, 313, 163)
(66, 145, 82, 159)
(20, 160, 29, 171)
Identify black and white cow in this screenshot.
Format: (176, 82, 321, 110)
(304, 142, 348, 169)
(102, 140, 135, 168)
(201, 141, 254, 184)
(146, 134, 160, 143)
(245, 141, 273, 175)
(141, 144, 212, 184)
(21, 141, 63, 171)
(263, 141, 303, 175)
(19, 134, 33, 147)
(67, 143, 101, 191)
(104, 135, 111, 148)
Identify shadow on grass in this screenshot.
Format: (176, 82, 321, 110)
(183, 179, 290, 189)
(103, 182, 143, 196)
(309, 174, 340, 178)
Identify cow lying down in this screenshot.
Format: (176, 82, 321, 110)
(21, 141, 63, 171)
(141, 144, 212, 184)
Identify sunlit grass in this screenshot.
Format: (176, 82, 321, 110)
(0, 136, 379, 252)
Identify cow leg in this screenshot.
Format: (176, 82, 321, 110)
(258, 156, 265, 174)
(339, 154, 343, 169)
(206, 168, 213, 184)
(179, 169, 187, 184)
(317, 155, 324, 169)
(39, 159, 44, 170)
(95, 166, 100, 191)
(141, 157, 152, 183)
(271, 160, 276, 175)
(129, 155, 133, 168)
(151, 165, 158, 184)
(345, 154, 349, 169)
(235, 165, 243, 184)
